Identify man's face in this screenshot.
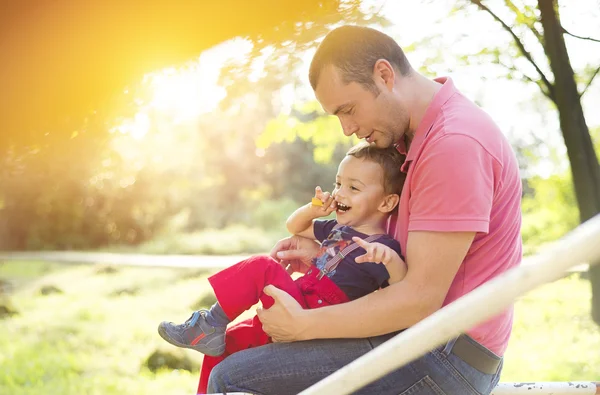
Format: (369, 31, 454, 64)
(314, 65, 409, 148)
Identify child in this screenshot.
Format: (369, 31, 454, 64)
(158, 142, 407, 393)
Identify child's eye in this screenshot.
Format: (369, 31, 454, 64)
(333, 182, 341, 188)
(351, 186, 359, 191)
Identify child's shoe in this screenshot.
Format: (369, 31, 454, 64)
(158, 310, 226, 356)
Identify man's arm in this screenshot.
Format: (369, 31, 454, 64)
(258, 230, 475, 341)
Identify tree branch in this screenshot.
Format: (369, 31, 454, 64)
(504, 0, 544, 45)
(581, 66, 600, 98)
(563, 27, 600, 43)
(498, 60, 553, 100)
(470, 0, 555, 101)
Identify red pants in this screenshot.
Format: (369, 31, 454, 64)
(197, 255, 349, 394)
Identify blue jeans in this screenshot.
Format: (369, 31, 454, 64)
(207, 333, 503, 395)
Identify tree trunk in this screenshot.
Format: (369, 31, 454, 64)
(539, 0, 600, 325)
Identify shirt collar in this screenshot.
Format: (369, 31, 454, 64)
(396, 77, 457, 172)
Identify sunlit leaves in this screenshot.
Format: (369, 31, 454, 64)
(258, 102, 357, 164)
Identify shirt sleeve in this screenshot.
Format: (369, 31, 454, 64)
(313, 219, 338, 243)
(409, 134, 497, 233)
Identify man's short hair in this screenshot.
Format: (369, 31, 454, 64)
(309, 25, 412, 94)
(346, 142, 406, 196)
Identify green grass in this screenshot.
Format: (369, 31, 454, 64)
(501, 273, 600, 381)
(0, 261, 217, 395)
(0, 262, 598, 395)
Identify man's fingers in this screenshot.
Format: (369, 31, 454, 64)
(270, 237, 292, 260)
(263, 284, 285, 301)
(276, 249, 303, 261)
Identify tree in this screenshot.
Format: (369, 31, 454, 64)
(0, 0, 368, 151)
(462, 0, 600, 325)
(0, 0, 384, 251)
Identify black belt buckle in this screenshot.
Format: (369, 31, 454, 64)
(450, 335, 501, 375)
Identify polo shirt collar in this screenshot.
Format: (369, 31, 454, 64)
(396, 77, 457, 172)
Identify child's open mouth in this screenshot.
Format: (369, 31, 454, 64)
(336, 203, 351, 212)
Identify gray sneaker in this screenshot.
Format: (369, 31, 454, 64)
(158, 310, 226, 356)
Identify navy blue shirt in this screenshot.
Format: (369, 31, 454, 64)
(312, 219, 402, 301)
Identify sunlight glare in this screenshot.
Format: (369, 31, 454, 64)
(146, 39, 252, 124)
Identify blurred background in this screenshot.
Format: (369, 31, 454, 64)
(1, 1, 599, 394)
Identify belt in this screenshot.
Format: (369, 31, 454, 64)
(448, 335, 501, 375)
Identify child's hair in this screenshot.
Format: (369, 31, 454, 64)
(346, 142, 406, 196)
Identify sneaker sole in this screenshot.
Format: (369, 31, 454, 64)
(157, 324, 225, 357)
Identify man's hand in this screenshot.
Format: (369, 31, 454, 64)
(256, 285, 311, 342)
(270, 235, 320, 274)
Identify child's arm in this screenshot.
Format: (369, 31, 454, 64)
(352, 237, 408, 284)
(286, 186, 337, 239)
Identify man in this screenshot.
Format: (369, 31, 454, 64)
(207, 25, 522, 395)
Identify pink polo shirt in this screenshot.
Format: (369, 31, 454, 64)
(387, 77, 522, 356)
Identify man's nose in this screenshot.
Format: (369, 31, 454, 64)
(340, 118, 359, 137)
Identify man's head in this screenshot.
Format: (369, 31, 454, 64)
(333, 142, 406, 229)
(309, 26, 414, 148)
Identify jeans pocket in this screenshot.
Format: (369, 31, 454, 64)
(399, 376, 447, 395)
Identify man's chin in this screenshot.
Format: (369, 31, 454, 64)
(372, 139, 391, 148)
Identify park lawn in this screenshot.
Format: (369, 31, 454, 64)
(0, 261, 598, 395)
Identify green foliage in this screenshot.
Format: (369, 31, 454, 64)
(521, 173, 579, 254)
(259, 102, 357, 163)
(248, 198, 301, 232)
(192, 293, 218, 310)
(0, 1, 388, 253)
(0, 128, 171, 250)
(145, 349, 194, 373)
(131, 225, 282, 255)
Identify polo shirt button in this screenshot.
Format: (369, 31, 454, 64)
(317, 299, 322, 304)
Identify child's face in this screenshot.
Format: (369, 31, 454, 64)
(332, 155, 390, 229)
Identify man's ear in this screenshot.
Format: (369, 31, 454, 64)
(379, 193, 400, 213)
(373, 59, 395, 91)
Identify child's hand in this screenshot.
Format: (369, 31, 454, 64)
(352, 237, 396, 265)
(311, 186, 337, 217)
(353, 237, 407, 283)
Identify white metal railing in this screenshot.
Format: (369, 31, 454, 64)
(298, 214, 600, 395)
(491, 382, 599, 394)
